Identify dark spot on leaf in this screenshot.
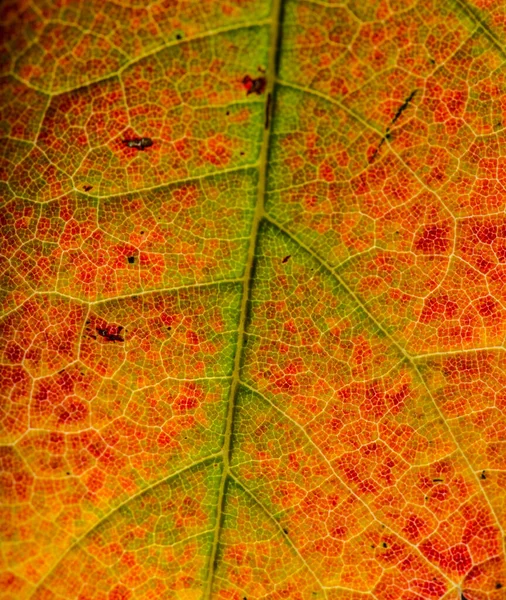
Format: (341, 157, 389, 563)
(283, 528, 288, 534)
(496, 582, 503, 589)
(392, 90, 417, 125)
(140, 231, 144, 234)
(123, 137, 153, 150)
(127, 256, 135, 264)
(429, 58, 436, 65)
(481, 470, 486, 480)
(369, 137, 385, 163)
(226, 111, 230, 116)
(176, 34, 182, 40)
(167, 327, 172, 331)
(66, 472, 70, 475)
(432, 478, 443, 482)
(242, 75, 266, 96)
(282, 255, 291, 264)
(96, 325, 124, 343)
(382, 542, 388, 548)
(240, 152, 245, 156)
(83, 185, 93, 192)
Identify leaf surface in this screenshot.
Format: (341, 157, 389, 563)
(1, 0, 506, 599)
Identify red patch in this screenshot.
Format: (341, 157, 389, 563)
(56, 399, 88, 425)
(176, 396, 198, 412)
(449, 543, 473, 575)
(414, 224, 451, 254)
(108, 585, 132, 600)
(476, 295, 498, 317)
(403, 515, 426, 541)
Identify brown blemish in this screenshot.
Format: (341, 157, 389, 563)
(242, 75, 266, 96)
(123, 137, 153, 150)
(96, 325, 124, 343)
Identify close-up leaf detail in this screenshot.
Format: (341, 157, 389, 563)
(1, 0, 506, 598)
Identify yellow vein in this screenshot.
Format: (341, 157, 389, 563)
(91, 163, 258, 200)
(266, 213, 506, 567)
(412, 346, 505, 360)
(239, 380, 456, 588)
(90, 278, 244, 305)
(228, 473, 327, 596)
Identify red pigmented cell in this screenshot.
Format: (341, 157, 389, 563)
(242, 75, 266, 96)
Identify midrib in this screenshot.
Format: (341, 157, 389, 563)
(203, 0, 284, 596)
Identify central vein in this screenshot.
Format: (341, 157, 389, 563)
(203, 0, 284, 597)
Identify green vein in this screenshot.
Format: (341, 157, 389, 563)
(228, 474, 327, 594)
(89, 278, 244, 305)
(202, 1, 284, 597)
(28, 453, 222, 598)
(0, 279, 244, 312)
(453, 0, 506, 59)
(11, 20, 271, 96)
(92, 164, 258, 200)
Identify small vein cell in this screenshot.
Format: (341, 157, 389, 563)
(122, 137, 154, 150)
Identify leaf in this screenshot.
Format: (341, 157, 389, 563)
(1, 0, 506, 598)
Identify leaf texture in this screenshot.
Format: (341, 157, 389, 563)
(1, 0, 506, 599)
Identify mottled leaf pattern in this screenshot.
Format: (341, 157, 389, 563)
(1, 0, 506, 599)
